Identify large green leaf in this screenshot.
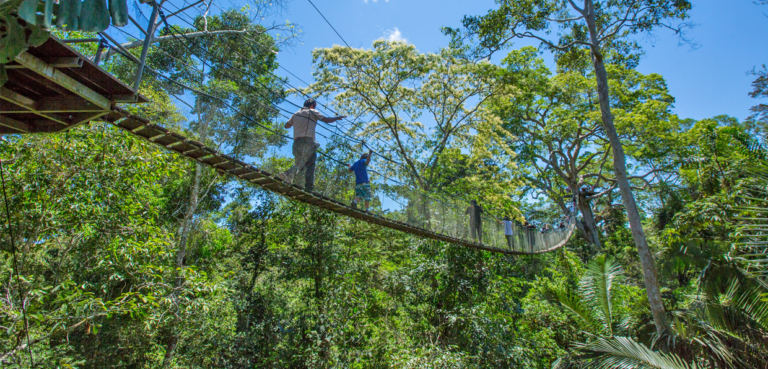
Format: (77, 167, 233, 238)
(108, 0, 127, 27)
(575, 336, 698, 369)
(78, 0, 109, 32)
(0, 12, 27, 63)
(27, 19, 49, 46)
(17, 0, 37, 24)
(56, 0, 82, 30)
(580, 254, 624, 335)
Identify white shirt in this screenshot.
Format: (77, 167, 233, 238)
(287, 108, 326, 139)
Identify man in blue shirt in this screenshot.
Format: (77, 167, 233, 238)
(349, 149, 373, 211)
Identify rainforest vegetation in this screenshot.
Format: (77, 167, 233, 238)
(1, 0, 767, 367)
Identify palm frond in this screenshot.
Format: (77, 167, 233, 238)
(668, 310, 738, 368)
(580, 254, 624, 335)
(551, 286, 600, 332)
(574, 336, 698, 369)
(690, 262, 768, 367)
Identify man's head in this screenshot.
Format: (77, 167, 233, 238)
(303, 98, 317, 109)
(360, 152, 369, 160)
(503, 216, 510, 221)
(471, 199, 477, 205)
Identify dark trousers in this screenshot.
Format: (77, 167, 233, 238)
(527, 228, 536, 251)
(470, 220, 482, 243)
(505, 235, 514, 250)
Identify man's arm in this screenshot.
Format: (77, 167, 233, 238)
(284, 115, 293, 129)
(320, 115, 346, 123)
(349, 164, 354, 172)
(365, 150, 373, 166)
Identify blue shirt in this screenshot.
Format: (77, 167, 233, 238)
(350, 159, 369, 184)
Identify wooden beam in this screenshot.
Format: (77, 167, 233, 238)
(14, 52, 111, 110)
(11, 68, 71, 96)
(4, 57, 84, 69)
(0, 115, 31, 133)
(0, 87, 36, 108)
(37, 97, 105, 112)
(68, 112, 110, 127)
(0, 87, 70, 125)
(110, 94, 139, 103)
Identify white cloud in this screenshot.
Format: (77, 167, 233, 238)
(383, 27, 407, 43)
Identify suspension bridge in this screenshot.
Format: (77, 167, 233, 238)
(0, 35, 576, 256)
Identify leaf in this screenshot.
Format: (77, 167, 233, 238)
(17, 0, 37, 25)
(56, 0, 81, 30)
(575, 336, 698, 369)
(27, 22, 49, 46)
(580, 254, 624, 335)
(78, 0, 109, 31)
(0, 13, 27, 63)
(108, 0, 127, 27)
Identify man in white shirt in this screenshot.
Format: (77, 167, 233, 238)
(281, 99, 345, 191)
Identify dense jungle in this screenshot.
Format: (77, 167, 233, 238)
(1, 0, 767, 367)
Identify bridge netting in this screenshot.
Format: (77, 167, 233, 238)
(95, 23, 576, 254)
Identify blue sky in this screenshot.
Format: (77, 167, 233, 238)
(147, 0, 768, 123)
(120, 0, 768, 213)
(247, 0, 767, 122)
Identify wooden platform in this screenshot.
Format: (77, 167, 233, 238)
(0, 36, 147, 135)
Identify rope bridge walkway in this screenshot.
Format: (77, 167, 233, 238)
(106, 108, 577, 255)
(0, 37, 576, 255)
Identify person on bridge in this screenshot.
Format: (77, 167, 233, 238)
(566, 200, 577, 221)
(349, 149, 374, 211)
(501, 216, 514, 250)
(281, 98, 346, 191)
(465, 200, 483, 243)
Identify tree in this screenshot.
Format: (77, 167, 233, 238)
(444, 0, 693, 337)
(98, 0, 297, 63)
(120, 8, 287, 366)
(306, 42, 516, 213)
(0, 124, 189, 366)
(492, 47, 678, 248)
(748, 65, 767, 129)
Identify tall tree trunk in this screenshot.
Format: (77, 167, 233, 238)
(576, 197, 602, 248)
(162, 162, 203, 368)
(584, 0, 670, 338)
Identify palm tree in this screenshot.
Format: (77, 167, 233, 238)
(549, 255, 697, 368)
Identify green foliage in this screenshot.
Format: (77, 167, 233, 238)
(1, 1, 766, 367)
(306, 41, 518, 213)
